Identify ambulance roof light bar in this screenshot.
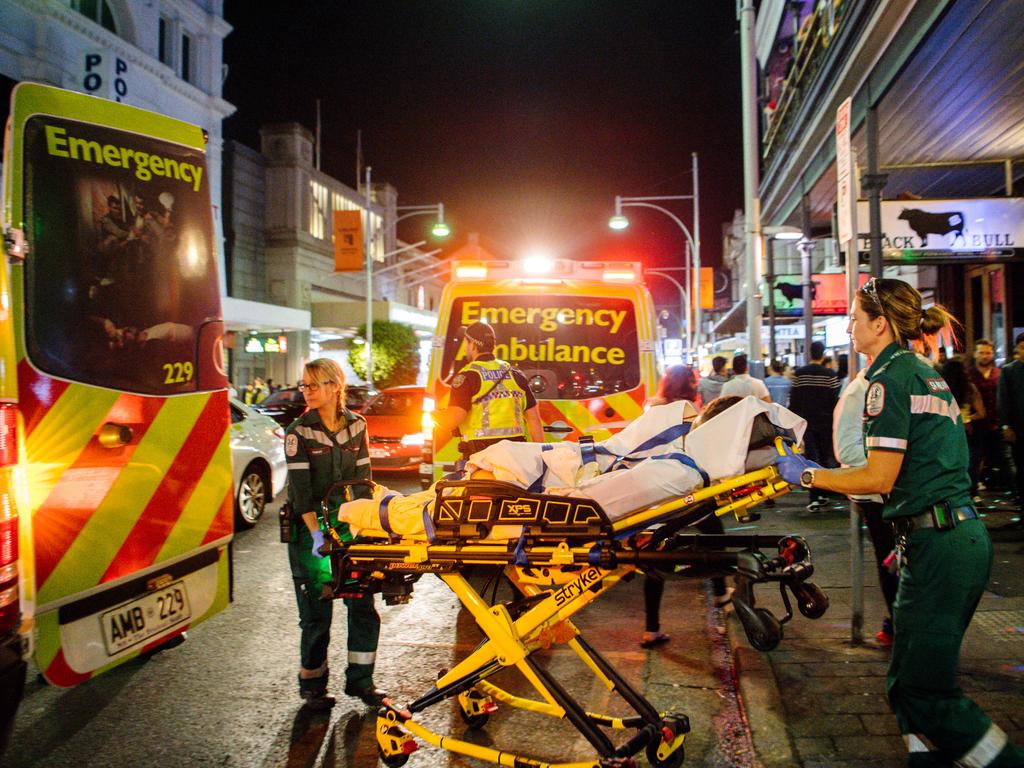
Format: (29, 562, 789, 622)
(451, 260, 642, 283)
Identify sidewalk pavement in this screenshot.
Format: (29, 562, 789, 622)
(725, 490, 1024, 768)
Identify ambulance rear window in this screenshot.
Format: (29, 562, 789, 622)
(21, 116, 222, 395)
(440, 295, 640, 400)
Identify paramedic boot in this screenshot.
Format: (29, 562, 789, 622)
(298, 669, 336, 712)
(345, 681, 387, 707)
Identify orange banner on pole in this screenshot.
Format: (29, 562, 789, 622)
(333, 210, 364, 272)
(697, 267, 714, 309)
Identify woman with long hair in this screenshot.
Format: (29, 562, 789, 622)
(775, 278, 1022, 766)
(284, 358, 386, 710)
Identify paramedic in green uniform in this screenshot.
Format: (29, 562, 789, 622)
(434, 321, 544, 459)
(774, 278, 1023, 767)
(285, 357, 386, 711)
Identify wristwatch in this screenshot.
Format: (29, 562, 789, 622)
(800, 468, 816, 488)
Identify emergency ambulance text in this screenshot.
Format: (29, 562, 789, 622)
(460, 300, 627, 334)
(44, 124, 204, 191)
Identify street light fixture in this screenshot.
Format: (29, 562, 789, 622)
(362, 169, 451, 389)
(608, 153, 701, 351)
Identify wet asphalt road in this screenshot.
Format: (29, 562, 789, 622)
(7, 472, 753, 768)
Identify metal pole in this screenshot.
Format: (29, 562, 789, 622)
(800, 195, 814, 364)
(692, 152, 702, 353)
(364, 165, 374, 389)
(739, 0, 762, 362)
(864, 104, 887, 278)
(645, 271, 689, 355)
(767, 237, 776, 362)
(684, 241, 693, 358)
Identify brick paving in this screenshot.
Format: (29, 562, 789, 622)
(725, 491, 1024, 768)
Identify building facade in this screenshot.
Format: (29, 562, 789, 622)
(754, 0, 1023, 363)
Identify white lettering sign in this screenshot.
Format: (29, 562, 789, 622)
(855, 198, 1024, 254)
(83, 52, 129, 103)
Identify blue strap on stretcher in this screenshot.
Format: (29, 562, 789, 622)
(526, 444, 554, 493)
(421, 501, 437, 543)
(513, 529, 529, 566)
(377, 492, 401, 542)
(649, 452, 710, 486)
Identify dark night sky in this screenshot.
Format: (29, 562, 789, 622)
(222, 1, 744, 281)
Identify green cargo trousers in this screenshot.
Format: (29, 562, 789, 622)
(888, 518, 1024, 767)
(288, 530, 380, 695)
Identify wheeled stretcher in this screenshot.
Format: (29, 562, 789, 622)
(319, 400, 830, 768)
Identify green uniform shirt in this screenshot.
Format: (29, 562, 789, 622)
(285, 407, 372, 521)
(863, 342, 971, 520)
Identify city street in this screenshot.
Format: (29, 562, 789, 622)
(6, 473, 754, 768)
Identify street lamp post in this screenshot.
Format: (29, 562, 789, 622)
(608, 153, 701, 351)
(362, 164, 449, 389)
(644, 269, 690, 359)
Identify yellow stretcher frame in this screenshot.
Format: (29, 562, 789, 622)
(325, 452, 827, 768)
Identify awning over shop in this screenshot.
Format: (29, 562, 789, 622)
(711, 298, 748, 336)
(221, 296, 311, 332)
(312, 300, 438, 334)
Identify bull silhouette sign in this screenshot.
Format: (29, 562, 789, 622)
(897, 208, 967, 247)
(775, 281, 818, 307)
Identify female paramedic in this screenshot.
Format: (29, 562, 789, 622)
(284, 357, 386, 711)
(775, 278, 1023, 767)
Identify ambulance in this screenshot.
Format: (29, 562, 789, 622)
(0, 84, 233, 742)
(420, 258, 662, 486)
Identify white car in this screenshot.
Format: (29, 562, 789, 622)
(230, 398, 288, 528)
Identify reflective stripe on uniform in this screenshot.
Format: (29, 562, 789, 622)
(956, 723, 1008, 768)
(288, 462, 310, 470)
(345, 420, 366, 439)
(866, 436, 908, 450)
(909, 394, 960, 423)
(904, 734, 930, 753)
(295, 425, 333, 447)
(348, 650, 376, 665)
(357, 457, 371, 466)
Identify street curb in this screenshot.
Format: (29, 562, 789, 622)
(726, 609, 798, 768)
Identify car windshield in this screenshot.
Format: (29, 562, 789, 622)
(363, 392, 421, 416)
(261, 389, 299, 405)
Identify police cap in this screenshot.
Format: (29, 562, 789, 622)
(464, 321, 496, 351)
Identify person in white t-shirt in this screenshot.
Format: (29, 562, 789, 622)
(720, 354, 771, 402)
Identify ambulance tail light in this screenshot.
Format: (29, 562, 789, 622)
(454, 262, 488, 280)
(602, 265, 638, 283)
(0, 404, 20, 634)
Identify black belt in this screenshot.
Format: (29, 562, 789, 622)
(893, 503, 978, 534)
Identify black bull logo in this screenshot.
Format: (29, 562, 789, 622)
(898, 208, 967, 247)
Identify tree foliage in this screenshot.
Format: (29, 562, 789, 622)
(348, 321, 421, 388)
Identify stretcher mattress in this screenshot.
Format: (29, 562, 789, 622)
(338, 396, 806, 538)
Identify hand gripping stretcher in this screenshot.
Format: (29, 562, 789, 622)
(318, 398, 830, 768)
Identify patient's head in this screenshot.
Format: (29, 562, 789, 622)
(694, 395, 743, 428)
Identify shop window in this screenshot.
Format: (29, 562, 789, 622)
(72, 0, 117, 34)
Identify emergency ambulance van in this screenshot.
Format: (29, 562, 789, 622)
(0, 83, 233, 742)
(420, 259, 661, 485)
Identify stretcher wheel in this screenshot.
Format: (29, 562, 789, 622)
(458, 708, 490, 729)
(377, 750, 409, 768)
(791, 581, 829, 619)
(745, 608, 783, 652)
(646, 740, 685, 768)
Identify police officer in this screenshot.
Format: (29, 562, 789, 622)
(285, 358, 385, 711)
(434, 321, 544, 459)
(774, 278, 1023, 767)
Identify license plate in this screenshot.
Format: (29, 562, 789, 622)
(369, 448, 388, 458)
(101, 581, 191, 655)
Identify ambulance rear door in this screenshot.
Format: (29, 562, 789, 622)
(3, 83, 233, 686)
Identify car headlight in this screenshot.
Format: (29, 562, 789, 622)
(400, 432, 425, 447)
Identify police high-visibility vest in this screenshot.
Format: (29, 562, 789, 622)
(460, 359, 528, 441)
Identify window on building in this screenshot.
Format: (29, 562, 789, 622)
(72, 0, 117, 34)
(159, 17, 172, 66)
(181, 32, 192, 82)
(309, 180, 328, 239)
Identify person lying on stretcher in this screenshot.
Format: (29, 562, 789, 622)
(322, 395, 806, 542)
